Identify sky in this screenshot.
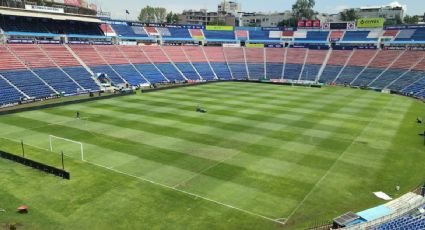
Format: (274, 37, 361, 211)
(94, 0, 425, 21)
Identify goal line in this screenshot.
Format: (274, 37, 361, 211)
(49, 135, 85, 161)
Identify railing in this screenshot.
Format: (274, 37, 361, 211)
(343, 197, 425, 230)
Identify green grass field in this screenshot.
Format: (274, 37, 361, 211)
(0, 82, 425, 230)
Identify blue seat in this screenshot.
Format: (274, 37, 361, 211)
(203, 30, 235, 40)
(343, 31, 376, 41)
(336, 66, 364, 84)
(247, 63, 265, 80)
(0, 77, 24, 105)
(266, 63, 283, 79)
(33, 67, 82, 95)
(111, 64, 147, 85)
(175, 63, 200, 80)
(155, 63, 186, 81)
(374, 70, 405, 89)
(284, 63, 303, 80)
(134, 64, 168, 83)
(228, 63, 248, 80)
(319, 65, 343, 83)
(300, 64, 321, 81)
(295, 31, 329, 41)
(192, 63, 216, 81)
(210, 63, 232, 80)
(91, 65, 125, 85)
(62, 66, 99, 91)
(388, 71, 424, 91)
(1, 70, 54, 98)
(352, 67, 385, 86)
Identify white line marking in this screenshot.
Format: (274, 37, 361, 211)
(284, 97, 399, 223)
(0, 137, 284, 225)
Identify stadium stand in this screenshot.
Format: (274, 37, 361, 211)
(183, 46, 216, 81)
(189, 29, 204, 40)
(223, 47, 248, 80)
(343, 31, 378, 41)
(0, 16, 103, 35)
(94, 45, 147, 85)
(203, 47, 233, 80)
(329, 31, 345, 41)
(352, 50, 404, 86)
(143, 46, 186, 82)
(245, 47, 265, 80)
(369, 51, 424, 89)
(395, 29, 425, 41)
(204, 30, 235, 41)
(235, 30, 249, 40)
(163, 46, 201, 80)
(1, 10, 425, 107)
(284, 48, 307, 80)
(319, 50, 352, 83)
(265, 48, 285, 79)
(166, 28, 192, 40)
(295, 31, 329, 42)
(335, 49, 378, 84)
(300, 49, 328, 81)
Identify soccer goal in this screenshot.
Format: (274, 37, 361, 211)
(49, 135, 85, 161)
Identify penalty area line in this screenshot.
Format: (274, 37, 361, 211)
(88, 161, 285, 225)
(0, 137, 284, 225)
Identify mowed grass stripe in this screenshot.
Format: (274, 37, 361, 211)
(0, 117, 304, 218)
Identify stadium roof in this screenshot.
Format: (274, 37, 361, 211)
(0, 6, 101, 23)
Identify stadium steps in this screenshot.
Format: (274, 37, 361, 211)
(116, 45, 151, 84)
(242, 47, 251, 80)
(223, 48, 248, 80)
(0, 73, 28, 99)
(137, 47, 170, 82)
(205, 46, 234, 80)
(298, 48, 310, 80)
(6, 44, 59, 95)
(368, 50, 406, 87)
(162, 46, 201, 80)
(92, 45, 128, 85)
(348, 49, 380, 85)
(36, 44, 85, 91)
(265, 48, 285, 79)
(385, 193, 424, 212)
(316, 49, 332, 82)
(183, 46, 217, 80)
(386, 54, 425, 89)
(245, 47, 265, 80)
(159, 46, 188, 81)
(281, 47, 289, 79)
(200, 46, 219, 80)
(332, 50, 355, 83)
(63, 44, 103, 88)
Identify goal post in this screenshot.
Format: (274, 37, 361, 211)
(49, 135, 85, 161)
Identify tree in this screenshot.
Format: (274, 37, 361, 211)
(166, 11, 179, 24)
(278, 18, 298, 27)
(340, 9, 359, 21)
(404, 15, 419, 24)
(292, 0, 316, 20)
(138, 6, 167, 23)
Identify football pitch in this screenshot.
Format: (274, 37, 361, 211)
(1, 82, 425, 229)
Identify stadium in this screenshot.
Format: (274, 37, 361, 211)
(0, 0, 425, 229)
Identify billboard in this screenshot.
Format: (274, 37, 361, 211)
(298, 20, 320, 28)
(357, 18, 384, 28)
(206, 25, 234, 31)
(25, 5, 64, 14)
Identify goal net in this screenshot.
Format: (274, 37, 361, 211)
(49, 135, 85, 161)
